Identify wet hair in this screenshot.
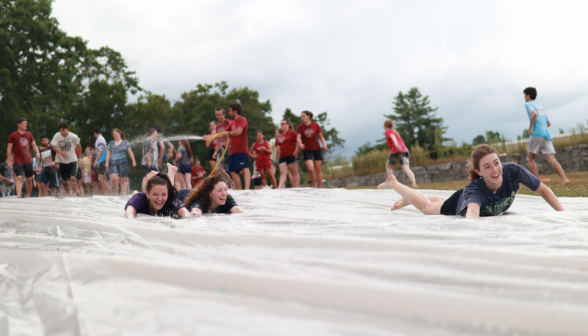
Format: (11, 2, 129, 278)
(58, 122, 68, 130)
(282, 119, 293, 130)
(112, 128, 127, 140)
(179, 139, 193, 159)
(384, 119, 394, 128)
(41, 135, 48, 140)
(466, 144, 499, 181)
(146, 173, 178, 207)
(215, 107, 225, 113)
(94, 126, 102, 134)
(184, 175, 227, 210)
(302, 111, 313, 119)
(153, 125, 162, 133)
(17, 117, 26, 124)
(523, 87, 537, 100)
(229, 103, 242, 115)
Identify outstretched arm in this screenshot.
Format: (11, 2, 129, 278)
(230, 206, 246, 213)
(465, 203, 480, 218)
(125, 206, 137, 219)
(536, 183, 564, 211)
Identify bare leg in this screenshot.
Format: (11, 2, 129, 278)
(111, 174, 120, 195)
(527, 152, 539, 177)
(25, 176, 33, 197)
(166, 163, 177, 187)
(174, 172, 183, 190)
(546, 154, 570, 185)
(98, 175, 108, 195)
(378, 175, 444, 215)
(209, 160, 217, 172)
(266, 169, 278, 188)
(315, 160, 323, 188)
(69, 177, 78, 196)
(260, 170, 268, 186)
(305, 160, 316, 188)
(385, 162, 394, 177)
(230, 172, 242, 190)
(242, 168, 251, 190)
(184, 173, 192, 189)
(288, 162, 300, 188)
(391, 195, 445, 211)
(401, 164, 418, 188)
(77, 179, 85, 196)
(16, 175, 23, 198)
(119, 177, 128, 196)
(278, 163, 288, 188)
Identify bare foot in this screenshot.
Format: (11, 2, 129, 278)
(378, 175, 398, 190)
(562, 178, 570, 186)
(167, 163, 178, 187)
(391, 198, 410, 211)
(412, 184, 418, 189)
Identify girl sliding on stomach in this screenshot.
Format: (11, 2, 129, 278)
(177, 175, 246, 217)
(378, 144, 564, 218)
(125, 164, 191, 219)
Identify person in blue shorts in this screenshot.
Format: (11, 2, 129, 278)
(378, 144, 565, 217)
(523, 87, 570, 185)
(106, 128, 136, 196)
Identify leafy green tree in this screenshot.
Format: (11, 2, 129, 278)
(385, 87, 448, 151)
(472, 134, 486, 146)
(0, 0, 87, 158)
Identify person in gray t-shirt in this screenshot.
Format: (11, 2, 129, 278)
(175, 139, 193, 189)
(153, 125, 174, 174)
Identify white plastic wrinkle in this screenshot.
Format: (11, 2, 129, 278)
(1, 188, 588, 336)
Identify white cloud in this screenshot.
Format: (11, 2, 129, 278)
(53, 0, 588, 156)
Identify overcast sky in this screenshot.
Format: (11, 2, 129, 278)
(52, 0, 588, 157)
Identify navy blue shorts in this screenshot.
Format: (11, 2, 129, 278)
(40, 170, 58, 188)
(228, 153, 249, 173)
(179, 163, 192, 174)
(109, 161, 128, 178)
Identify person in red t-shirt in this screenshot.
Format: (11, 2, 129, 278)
(297, 111, 328, 188)
(249, 130, 278, 188)
(384, 119, 417, 188)
(205, 121, 218, 171)
(222, 103, 251, 190)
(202, 107, 235, 189)
(6, 118, 41, 198)
(191, 159, 206, 187)
(276, 119, 300, 188)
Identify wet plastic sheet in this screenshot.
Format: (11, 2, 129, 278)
(1, 188, 588, 336)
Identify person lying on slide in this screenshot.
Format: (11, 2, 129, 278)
(177, 175, 246, 217)
(125, 164, 191, 218)
(378, 144, 564, 218)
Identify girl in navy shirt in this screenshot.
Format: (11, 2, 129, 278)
(378, 145, 564, 218)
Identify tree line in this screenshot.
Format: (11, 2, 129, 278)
(0, 0, 344, 171)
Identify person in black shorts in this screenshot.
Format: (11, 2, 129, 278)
(378, 145, 564, 217)
(297, 111, 328, 188)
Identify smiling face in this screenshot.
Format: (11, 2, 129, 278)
(18, 120, 28, 132)
(256, 132, 263, 142)
(475, 153, 503, 190)
(146, 184, 168, 210)
(209, 181, 228, 207)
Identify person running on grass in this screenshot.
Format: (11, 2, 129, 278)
(105, 128, 136, 196)
(523, 87, 570, 185)
(6, 118, 41, 198)
(175, 139, 194, 190)
(378, 144, 564, 218)
(297, 111, 328, 188)
(177, 175, 246, 217)
(125, 164, 191, 219)
(249, 130, 278, 188)
(206, 121, 218, 171)
(383, 119, 418, 188)
(50, 122, 82, 196)
(276, 119, 300, 188)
